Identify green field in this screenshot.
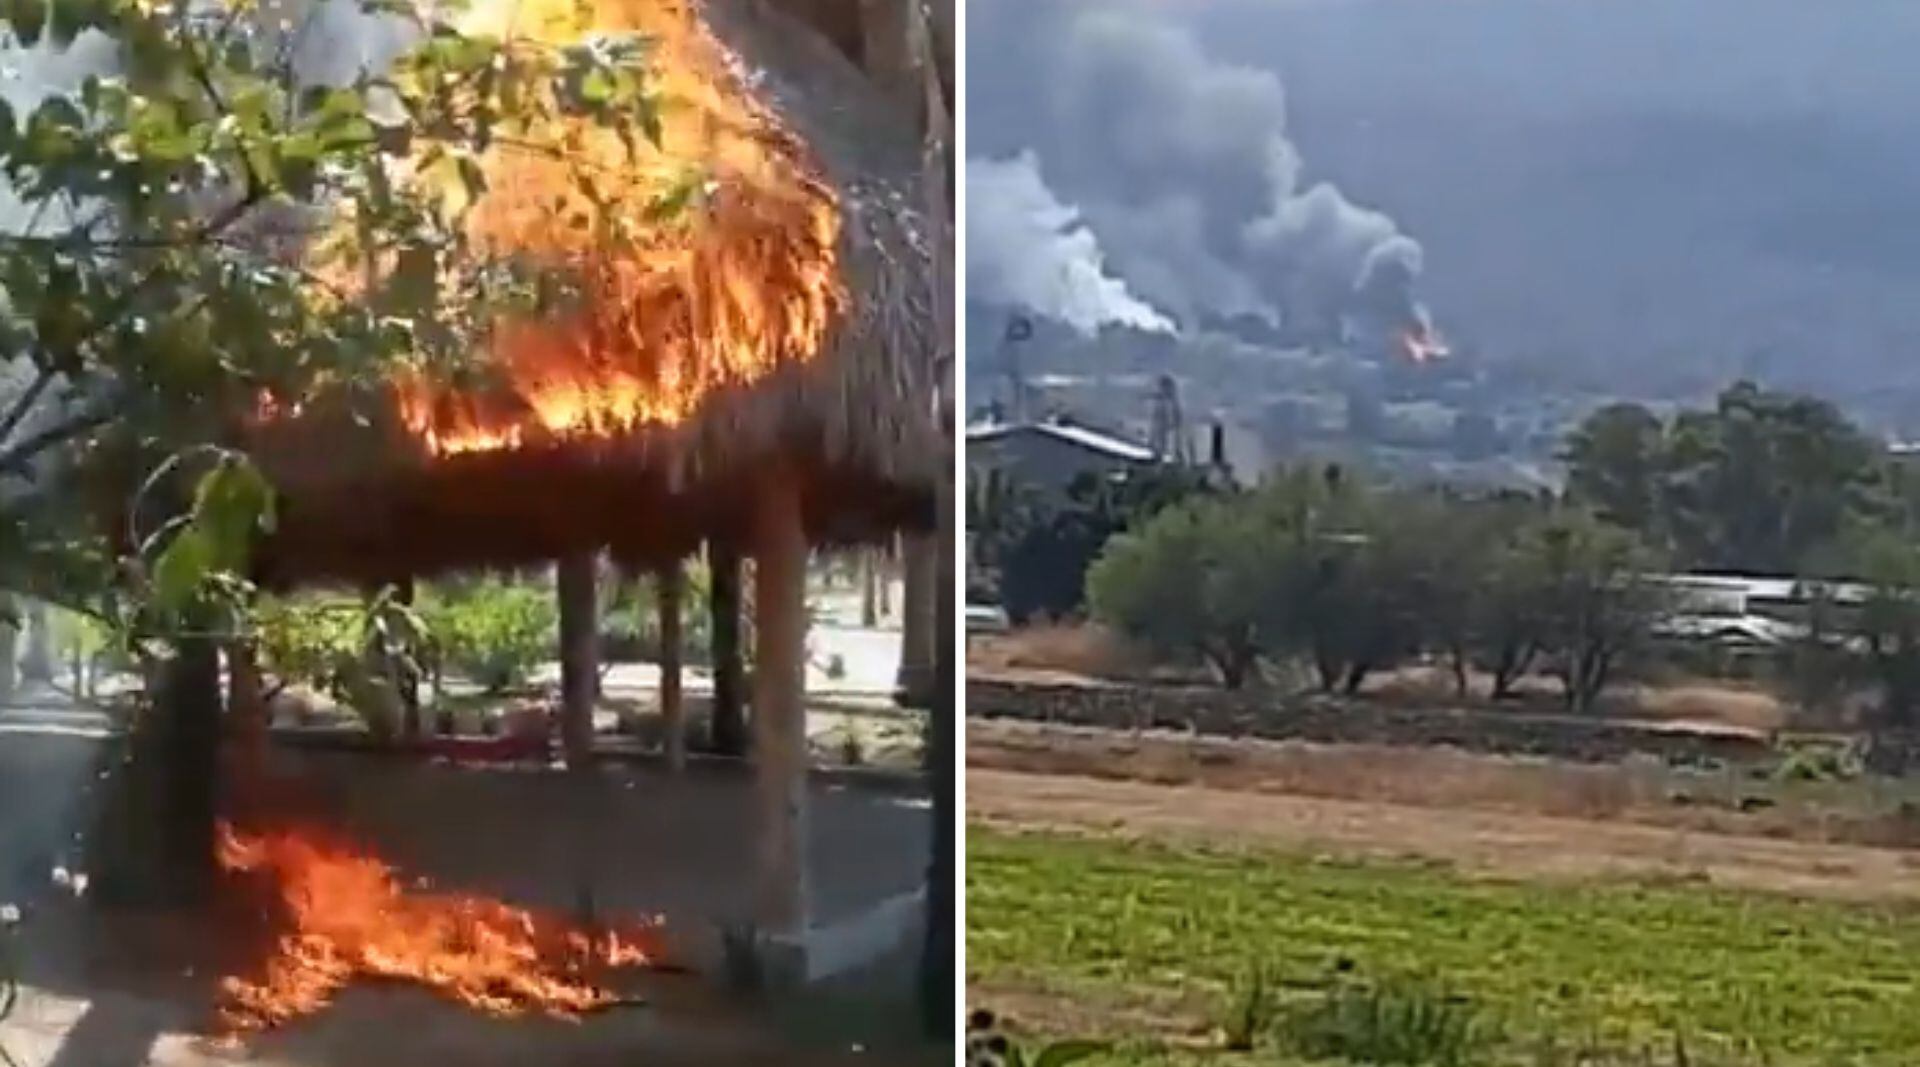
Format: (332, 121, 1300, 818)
(968, 827, 1920, 1065)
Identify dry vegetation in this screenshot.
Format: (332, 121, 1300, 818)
(972, 623, 1817, 736)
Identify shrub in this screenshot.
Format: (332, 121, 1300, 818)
(599, 563, 713, 665)
(1278, 975, 1493, 1067)
(1219, 962, 1279, 1051)
(422, 579, 557, 694)
(255, 595, 364, 697)
(965, 1010, 1105, 1067)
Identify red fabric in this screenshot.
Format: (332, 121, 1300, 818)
(418, 732, 552, 763)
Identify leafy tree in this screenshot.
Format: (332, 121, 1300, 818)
(1848, 527, 1920, 728)
(978, 464, 1213, 623)
(421, 577, 557, 694)
(1471, 533, 1547, 700)
(1561, 401, 1664, 533)
(0, 0, 668, 903)
(1521, 509, 1665, 713)
(1086, 495, 1279, 689)
(1565, 383, 1882, 575)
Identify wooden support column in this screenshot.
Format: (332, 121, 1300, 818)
(894, 533, 937, 707)
(656, 561, 686, 771)
(708, 540, 747, 757)
(860, 548, 879, 627)
(392, 577, 421, 740)
(228, 641, 267, 752)
(557, 552, 599, 770)
(21, 599, 51, 682)
(752, 477, 811, 938)
(0, 593, 17, 703)
(922, 467, 956, 1033)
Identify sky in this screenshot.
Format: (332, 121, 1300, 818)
(966, 0, 1920, 411)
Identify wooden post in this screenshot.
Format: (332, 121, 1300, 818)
(895, 533, 937, 707)
(558, 552, 599, 770)
(860, 548, 879, 627)
(915, 0, 955, 1035)
(393, 577, 421, 740)
(21, 599, 52, 683)
(752, 477, 811, 939)
(708, 540, 747, 757)
(228, 641, 268, 755)
(0, 593, 17, 703)
(922, 469, 956, 1034)
(657, 560, 686, 771)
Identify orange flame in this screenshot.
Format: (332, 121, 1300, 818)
(391, 0, 845, 456)
(1399, 324, 1451, 364)
(214, 821, 661, 1034)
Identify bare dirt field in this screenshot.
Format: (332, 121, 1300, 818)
(968, 721, 1920, 901)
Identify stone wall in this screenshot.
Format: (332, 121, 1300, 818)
(967, 678, 1774, 766)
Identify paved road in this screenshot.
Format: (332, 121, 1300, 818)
(0, 683, 114, 737)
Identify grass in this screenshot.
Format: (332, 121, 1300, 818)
(968, 827, 1920, 1064)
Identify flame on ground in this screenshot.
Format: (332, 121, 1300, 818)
(391, 0, 846, 456)
(214, 821, 661, 1035)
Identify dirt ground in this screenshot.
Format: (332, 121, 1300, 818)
(2, 967, 932, 1067)
(1, 727, 938, 1066)
(968, 722, 1920, 901)
(968, 625, 1809, 735)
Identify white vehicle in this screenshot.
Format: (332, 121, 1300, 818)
(965, 603, 1011, 635)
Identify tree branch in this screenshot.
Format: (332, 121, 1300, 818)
(0, 369, 54, 447)
(0, 407, 118, 477)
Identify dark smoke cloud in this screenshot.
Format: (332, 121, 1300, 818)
(966, 0, 1434, 344)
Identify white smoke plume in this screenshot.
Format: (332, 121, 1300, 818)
(969, 0, 1435, 347)
(966, 151, 1174, 336)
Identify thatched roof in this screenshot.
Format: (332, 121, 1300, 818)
(251, 0, 940, 586)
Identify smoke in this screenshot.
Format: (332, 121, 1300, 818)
(966, 152, 1174, 335)
(968, 0, 1435, 346)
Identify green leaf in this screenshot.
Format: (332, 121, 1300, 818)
(47, 0, 83, 47)
(1033, 1042, 1108, 1067)
(8, 0, 47, 48)
(190, 456, 276, 572)
(151, 526, 214, 614)
(579, 67, 615, 105)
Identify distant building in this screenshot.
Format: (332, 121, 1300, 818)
(965, 417, 1159, 498)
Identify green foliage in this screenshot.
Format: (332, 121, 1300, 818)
(421, 577, 555, 693)
(1277, 975, 1492, 1067)
(1219, 963, 1279, 1052)
(1562, 382, 1888, 575)
(1846, 527, 1920, 727)
(1088, 464, 1660, 704)
(1519, 508, 1667, 712)
(1087, 493, 1278, 688)
(1771, 740, 1862, 784)
(970, 828, 1920, 1064)
(253, 587, 427, 738)
(253, 594, 364, 696)
(972, 464, 1216, 623)
(967, 1009, 1107, 1067)
(600, 562, 711, 663)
